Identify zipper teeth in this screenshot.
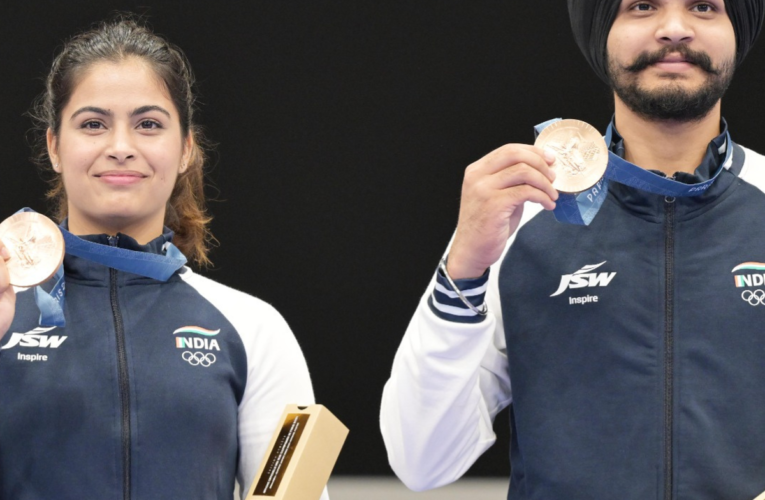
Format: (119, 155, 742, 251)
(664, 197, 675, 500)
(110, 264, 131, 500)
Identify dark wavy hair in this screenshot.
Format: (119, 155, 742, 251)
(29, 15, 215, 267)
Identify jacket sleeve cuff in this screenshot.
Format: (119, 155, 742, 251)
(428, 267, 490, 324)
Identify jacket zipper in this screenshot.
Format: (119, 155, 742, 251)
(663, 196, 676, 500)
(108, 236, 131, 500)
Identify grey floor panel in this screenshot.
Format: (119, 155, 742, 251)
(236, 476, 508, 499)
(327, 476, 508, 500)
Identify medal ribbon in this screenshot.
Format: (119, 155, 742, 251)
(16, 208, 187, 327)
(534, 119, 733, 225)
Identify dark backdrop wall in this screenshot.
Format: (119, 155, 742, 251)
(3, 1, 765, 477)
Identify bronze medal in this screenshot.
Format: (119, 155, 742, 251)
(0, 212, 65, 287)
(534, 119, 608, 194)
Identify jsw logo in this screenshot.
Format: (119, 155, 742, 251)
(1, 326, 67, 350)
(550, 262, 617, 297)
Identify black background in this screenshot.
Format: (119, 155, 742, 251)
(2, 1, 765, 477)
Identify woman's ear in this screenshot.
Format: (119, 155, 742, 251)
(180, 134, 194, 174)
(47, 128, 61, 173)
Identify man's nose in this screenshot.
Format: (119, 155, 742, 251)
(655, 7, 695, 46)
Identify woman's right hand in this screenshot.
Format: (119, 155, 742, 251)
(0, 239, 16, 342)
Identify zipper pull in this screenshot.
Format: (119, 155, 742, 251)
(665, 175, 677, 203)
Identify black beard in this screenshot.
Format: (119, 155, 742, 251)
(607, 45, 735, 123)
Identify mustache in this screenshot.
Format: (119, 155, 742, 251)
(623, 45, 719, 75)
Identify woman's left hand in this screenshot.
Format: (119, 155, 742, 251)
(0, 239, 17, 342)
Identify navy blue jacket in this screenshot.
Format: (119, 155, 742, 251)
(0, 231, 317, 500)
(500, 143, 765, 499)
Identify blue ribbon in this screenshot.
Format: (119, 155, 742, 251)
(34, 266, 65, 327)
(534, 119, 733, 225)
(59, 228, 186, 280)
(15, 208, 187, 327)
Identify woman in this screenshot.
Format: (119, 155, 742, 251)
(0, 17, 324, 500)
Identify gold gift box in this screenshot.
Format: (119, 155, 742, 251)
(247, 405, 349, 500)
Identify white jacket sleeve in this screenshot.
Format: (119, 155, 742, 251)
(235, 303, 330, 500)
(379, 241, 515, 491)
(180, 272, 329, 500)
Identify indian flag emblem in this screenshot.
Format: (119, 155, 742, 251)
(173, 326, 221, 336)
(732, 262, 765, 273)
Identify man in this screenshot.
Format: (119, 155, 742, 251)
(380, 1, 765, 499)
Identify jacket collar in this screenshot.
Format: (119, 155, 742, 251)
(608, 117, 729, 183)
(605, 118, 743, 221)
(61, 222, 179, 284)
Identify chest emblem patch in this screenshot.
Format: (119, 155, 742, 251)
(550, 261, 617, 304)
(173, 326, 221, 367)
(732, 263, 765, 306)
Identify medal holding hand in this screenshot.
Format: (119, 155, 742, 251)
(446, 143, 558, 281)
(447, 120, 609, 280)
(0, 239, 15, 342)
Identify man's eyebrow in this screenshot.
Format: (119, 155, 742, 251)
(131, 105, 171, 118)
(70, 106, 111, 120)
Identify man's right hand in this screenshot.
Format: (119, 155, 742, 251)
(0, 239, 16, 342)
(446, 143, 559, 280)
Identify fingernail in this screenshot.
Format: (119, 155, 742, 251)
(544, 148, 556, 163)
(1, 247, 9, 260)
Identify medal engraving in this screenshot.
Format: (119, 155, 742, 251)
(535, 119, 608, 194)
(0, 212, 65, 287)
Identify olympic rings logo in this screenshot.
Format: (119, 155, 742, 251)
(741, 289, 765, 306)
(182, 351, 217, 367)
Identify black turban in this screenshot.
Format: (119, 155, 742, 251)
(567, 0, 765, 84)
